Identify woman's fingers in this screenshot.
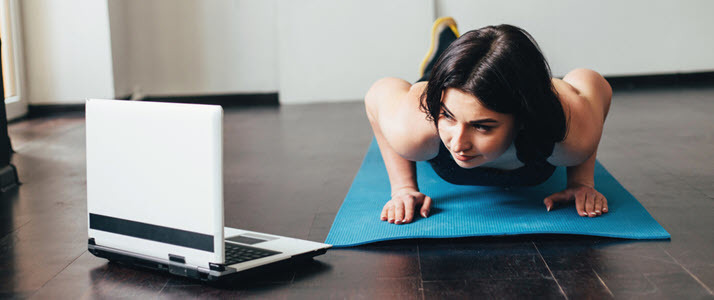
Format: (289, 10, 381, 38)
(543, 190, 571, 211)
(543, 198, 553, 212)
(595, 196, 603, 216)
(585, 193, 596, 217)
(543, 187, 609, 218)
(421, 196, 432, 218)
(575, 191, 587, 217)
(394, 201, 405, 224)
(383, 193, 432, 225)
(602, 197, 609, 213)
(385, 189, 606, 224)
(403, 196, 415, 224)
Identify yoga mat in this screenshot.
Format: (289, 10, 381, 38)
(325, 139, 670, 247)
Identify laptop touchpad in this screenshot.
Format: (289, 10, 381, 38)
(226, 234, 276, 245)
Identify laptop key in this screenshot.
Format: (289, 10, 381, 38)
(223, 242, 282, 266)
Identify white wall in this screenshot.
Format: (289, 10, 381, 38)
(18, 0, 714, 106)
(109, 0, 278, 98)
(113, 0, 434, 104)
(276, 0, 434, 104)
(436, 0, 714, 77)
(275, 0, 714, 103)
(21, 0, 115, 105)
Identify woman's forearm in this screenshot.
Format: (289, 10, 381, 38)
(367, 109, 419, 195)
(374, 130, 419, 195)
(566, 149, 597, 188)
(365, 84, 419, 195)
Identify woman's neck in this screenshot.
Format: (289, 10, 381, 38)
(479, 142, 525, 170)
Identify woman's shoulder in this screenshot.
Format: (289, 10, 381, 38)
(398, 81, 441, 160)
(367, 79, 440, 161)
(548, 69, 612, 166)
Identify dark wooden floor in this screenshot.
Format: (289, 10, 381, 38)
(2, 85, 714, 299)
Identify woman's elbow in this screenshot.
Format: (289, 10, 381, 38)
(365, 77, 409, 122)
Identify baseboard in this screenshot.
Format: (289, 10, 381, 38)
(20, 93, 280, 120)
(17, 72, 714, 120)
(25, 104, 86, 119)
(142, 92, 279, 107)
(605, 71, 714, 90)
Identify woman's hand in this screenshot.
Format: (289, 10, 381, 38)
(543, 183, 609, 217)
(380, 187, 432, 225)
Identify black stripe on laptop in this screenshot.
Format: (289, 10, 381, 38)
(89, 213, 214, 252)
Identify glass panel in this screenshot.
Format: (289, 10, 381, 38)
(1, 0, 17, 99)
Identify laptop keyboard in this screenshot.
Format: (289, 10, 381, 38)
(224, 242, 281, 265)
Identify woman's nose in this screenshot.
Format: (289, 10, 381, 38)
(450, 126, 472, 153)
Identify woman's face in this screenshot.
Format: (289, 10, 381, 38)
(437, 88, 517, 169)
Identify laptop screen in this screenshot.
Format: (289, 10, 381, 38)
(86, 99, 225, 267)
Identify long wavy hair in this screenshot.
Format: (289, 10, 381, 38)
(419, 24, 568, 164)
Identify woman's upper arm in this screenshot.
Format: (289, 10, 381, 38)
(551, 70, 613, 166)
(562, 68, 613, 120)
(367, 78, 440, 161)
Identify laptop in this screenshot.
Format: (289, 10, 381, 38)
(85, 99, 331, 282)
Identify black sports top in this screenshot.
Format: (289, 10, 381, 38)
(427, 139, 557, 187)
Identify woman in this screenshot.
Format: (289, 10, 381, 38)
(364, 18, 613, 225)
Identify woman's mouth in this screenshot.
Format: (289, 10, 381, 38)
(453, 153, 479, 162)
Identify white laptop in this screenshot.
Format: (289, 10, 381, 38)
(85, 99, 331, 282)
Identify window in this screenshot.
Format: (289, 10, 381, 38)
(1, 0, 17, 99)
(1, 0, 26, 120)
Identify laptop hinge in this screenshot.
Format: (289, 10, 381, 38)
(168, 254, 185, 263)
(167, 254, 200, 278)
(208, 262, 225, 272)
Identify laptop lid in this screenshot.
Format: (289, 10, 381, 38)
(86, 99, 224, 268)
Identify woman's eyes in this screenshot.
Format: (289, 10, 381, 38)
(440, 112, 492, 132)
(439, 112, 453, 120)
(472, 124, 492, 131)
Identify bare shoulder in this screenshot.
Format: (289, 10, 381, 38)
(366, 78, 440, 161)
(548, 69, 613, 166)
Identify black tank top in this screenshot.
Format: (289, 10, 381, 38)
(427, 140, 557, 187)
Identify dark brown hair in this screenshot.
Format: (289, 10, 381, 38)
(420, 24, 568, 164)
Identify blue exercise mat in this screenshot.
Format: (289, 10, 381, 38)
(325, 139, 670, 247)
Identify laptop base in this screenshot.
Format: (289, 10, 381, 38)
(88, 239, 327, 283)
